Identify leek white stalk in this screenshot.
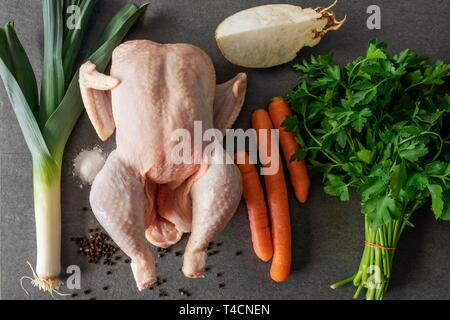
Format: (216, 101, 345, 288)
(0, 1, 149, 294)
(33, 158, 62, 290)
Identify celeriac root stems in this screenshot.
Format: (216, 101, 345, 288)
(314, 0, 347, 38)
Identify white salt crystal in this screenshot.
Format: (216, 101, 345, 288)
(73, 147, 106, 185)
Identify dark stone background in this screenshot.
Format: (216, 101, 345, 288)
(0, 0, 449, 300)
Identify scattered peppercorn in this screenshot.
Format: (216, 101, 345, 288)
(219, 283, 225, 289)
(73, 229, 120, 265)
(175, 251, 182, 257)
(217, 273, 223, 277)
(102, 286, 109, 291)
(235, 251, 243, 256)
(124, 259, 131, 264)
(71, 293, 78, 298)
(106, 271, 112, 275)
(205, 267, 211, 272)
(158, 289, 168, 297)
(84, 289, 92, 295)
(216, 242, 223, 247)
(179, 289, 191, 297)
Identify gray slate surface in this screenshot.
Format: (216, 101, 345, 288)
(1, 0, 449, 300)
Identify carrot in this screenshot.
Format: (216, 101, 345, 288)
(236, 152, 273, 262)
(269, 97, 310, 203)
(252, 109, 291, 282)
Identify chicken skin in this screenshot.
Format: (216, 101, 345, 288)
(79, 40, 247, 290)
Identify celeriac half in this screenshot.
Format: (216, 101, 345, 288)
(216, 2, 346, 68)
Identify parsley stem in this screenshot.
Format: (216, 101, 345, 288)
(330, 274, 355, 289)
(347, 59, 366, 84)
(353, 284, 363, 299)
(302, 112, 322, 147)
(405, 81, 425, 91)
(398, 131, 444, 161)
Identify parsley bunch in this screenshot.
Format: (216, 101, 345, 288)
(285, 40, 450, 299)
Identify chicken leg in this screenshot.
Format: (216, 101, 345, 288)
(90, 152, 156, 290)
(183, 149, 243, 278)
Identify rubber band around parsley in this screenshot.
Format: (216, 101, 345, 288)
(284, 40, 450, 300)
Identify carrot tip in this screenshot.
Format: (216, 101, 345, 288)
(256, 252, 273, 263)
(296, 194, 309, 204)
(271, 96, 286, 102)
(270, 268, 290, 283)
(253, 108, 269, 115)
(270, 276, 289, 283)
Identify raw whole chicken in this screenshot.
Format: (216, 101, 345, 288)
(79, 40, 247, 291)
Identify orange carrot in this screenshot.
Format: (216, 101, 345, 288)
(252, 109, 291, 282)
(269, 97, 310, 203)
(236, 152, 273, 262)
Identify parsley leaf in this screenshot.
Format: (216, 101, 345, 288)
(286, 40, 450, 229)
(324, 174, 350, 201)
(427, 184, 444, 219)
(363, 194, 400, 229)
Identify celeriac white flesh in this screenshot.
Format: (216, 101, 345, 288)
(216, 2, 346, 68)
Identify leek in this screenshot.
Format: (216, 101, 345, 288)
(0, 1, 149, 294)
